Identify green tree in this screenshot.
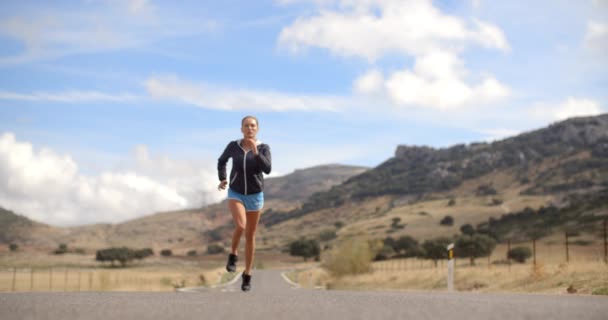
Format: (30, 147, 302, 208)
(289, 238, 320, 261)
(395, 235, 419, 257)
(207, 244, 225, 254)
(422, 237, 452, 267)
(507, 247, 532, 263)
(9, 243, 18, 252)
(440, 215, 454, 226)
(160, 249, 173, 257)
(54, 243, 68, 255)
(455, 234, 496, 265)
(460, 224, 475, 236)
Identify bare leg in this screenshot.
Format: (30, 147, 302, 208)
(244, 210, 261, 275)
(228, 200, 246, 255)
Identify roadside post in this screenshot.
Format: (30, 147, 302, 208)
(447, 243, 454, 292)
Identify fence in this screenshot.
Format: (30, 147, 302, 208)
(372, 229, 608, 272)
(0, 267, 206, 292)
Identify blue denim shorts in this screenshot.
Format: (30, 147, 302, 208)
(227, 188, 264, 212)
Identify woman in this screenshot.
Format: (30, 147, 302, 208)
(217, 115, 271, 292)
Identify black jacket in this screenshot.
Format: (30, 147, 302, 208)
(217, 139, 272, 195)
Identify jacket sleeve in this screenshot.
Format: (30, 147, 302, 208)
(256, 144, 272, 174)
(217, 142, 232, 181)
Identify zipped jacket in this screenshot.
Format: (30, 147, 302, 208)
(217, 139, 272, 195)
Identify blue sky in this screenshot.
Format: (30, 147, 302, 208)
(0, 0, 606, 226)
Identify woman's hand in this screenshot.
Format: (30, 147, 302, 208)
(218, 180, 227, 191)
(243, 138, 258, 155)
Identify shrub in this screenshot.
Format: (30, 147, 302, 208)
(394, 235, 419, 256)
(440, 215, 454, 226)
(160, 249, 173, 257)
(187, 250, 197, 256)
(334, 221, 344, 229)
(134, 248, 154, 259)
(447, 199, 456, 206)
(460, 224, 475, 236)
(288, 238, 320, 261)
(9, 243, 18, 252)
(455, 234, 497, 265)
(207, 244, 225, 255)
(318, 229, 337, 242)
(53, 243, 68, 255)
(422, 237, 452, 267)
(322, 236, 378, 276)
(96, 247, 137, 267)
(508, 246, 532, 263)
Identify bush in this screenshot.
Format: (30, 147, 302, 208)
(318, 229, 337, 242)
(289, 238, 320, 261)
(160, 249, 173, 257)
(207, 244, 225, 255)
(455, 234, 497, 265)
(322, 236, 378, 276)
(507, 246, 532, 263)
(394, 235, 419, 256)
(447, 199, 456, 206)
(187, 250, 197, 256)
(440, 215, 454, 226)
(96, 247, 137, 267)
(53, 243, 68, 255)
(334, 221, 344, 229)
(9, 243, 18, 252)
(460, 224, 475, 236)
(422, 237, 452, 267)
(134, 248, 154, 259)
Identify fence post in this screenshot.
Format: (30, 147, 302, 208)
(604, 218, 608, 263)
(507, 240, 511, 271)
(12, 267, 17, 292)
(447, 243, 454, 292)
(532, 239, 536, 266)
(565, 232, 569, 263)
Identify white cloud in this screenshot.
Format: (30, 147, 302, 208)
(0, 133, 224, 226)
(145, 75, 345, 111)
(0, 3, 217, 64)
(279, 0, 510, 110)
(584, 21, 608, 56)
(357, 52, 509, 110)
(278, 0, 509, 60)
(529, 97, 604, 122)
(0, 90, 139, 103)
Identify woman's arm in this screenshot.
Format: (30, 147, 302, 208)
(217, 142, 232, 181)
(256, 145, 271, 174)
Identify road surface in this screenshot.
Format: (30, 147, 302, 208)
(1, 269, 606, 319)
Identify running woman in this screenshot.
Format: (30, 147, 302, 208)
(217, 115, 271, 292)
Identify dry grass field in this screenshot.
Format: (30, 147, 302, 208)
(0, 250, 303, 292)
(288, 242, 608, 295)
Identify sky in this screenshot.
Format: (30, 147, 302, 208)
(0, 0, 606, 226)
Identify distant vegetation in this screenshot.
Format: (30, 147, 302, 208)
(508, 247, 532, 263)
(95, 247, 154, 267)
(206, 244, 225, 255)
(289, 238, 320, 261)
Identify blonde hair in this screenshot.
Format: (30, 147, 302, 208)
(241, 115, 259, 127)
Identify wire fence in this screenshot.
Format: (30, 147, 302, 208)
(0, 267, 214, 292)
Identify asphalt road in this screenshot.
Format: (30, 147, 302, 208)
(1, 269, 607, 320)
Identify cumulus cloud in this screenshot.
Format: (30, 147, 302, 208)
(278, 0, 510, 110)
(529, 97, 604, 122)
(278, 0, 509, 60)
(0, 133, 224, 226)
(145, 75, 345, 111)
(354, 52, 509, 110)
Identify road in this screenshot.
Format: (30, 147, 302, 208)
(1, 269, 606, 320)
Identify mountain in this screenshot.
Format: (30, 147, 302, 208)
(264, 164, 368, 202)
(0, 164, 368, 251)
(276, 114, 608, 223)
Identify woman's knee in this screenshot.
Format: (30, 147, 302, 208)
(235, 223, 246, 233)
